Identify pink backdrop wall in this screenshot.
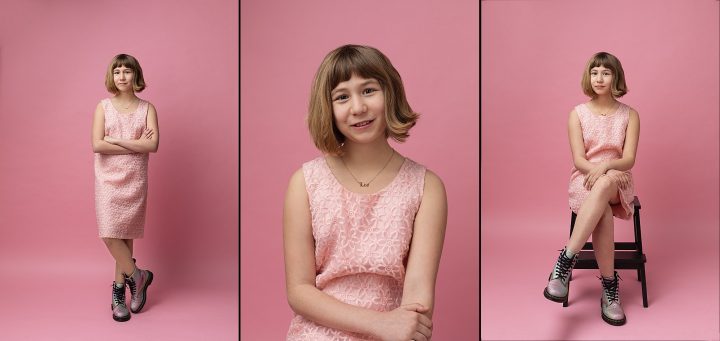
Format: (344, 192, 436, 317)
(482, 1, 719, 339)
(0, 0, 238, 338)
(241, 0, 479, 339)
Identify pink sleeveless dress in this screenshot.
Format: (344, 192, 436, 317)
(568, 102, 635, 219)
(286, 156, 426, 340)
(94, 98, 150, 239)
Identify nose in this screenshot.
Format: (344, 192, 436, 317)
(350, 96, 366, 115)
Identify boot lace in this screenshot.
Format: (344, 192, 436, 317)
(112, 284, 126, 307)
(126, 278, 137, 298)
(598, 272, 622, 303)
(553, 249, 576, 281)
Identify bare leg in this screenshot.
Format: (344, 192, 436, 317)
(567, 176, 619, 253)
(103, 238, 136, 284)
(114, 239, 134, 284)
(592, 205, 615, 278)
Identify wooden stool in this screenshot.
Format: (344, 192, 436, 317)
(564, 196, 648, 308)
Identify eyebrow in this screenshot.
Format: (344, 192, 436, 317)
(331, 80, 379, 96)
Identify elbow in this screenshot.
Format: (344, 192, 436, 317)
(92, 141, 101, 153)
(286, 287, 301, 315)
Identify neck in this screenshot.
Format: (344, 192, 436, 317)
(592, 94, 616, 107)
(115, 92, 137, 101)
(340, 138, 394, 170)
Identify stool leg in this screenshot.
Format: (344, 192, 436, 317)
(637, 268, 641, 281)
(639, 265, 648, 308)
(563, 278, 570, 307)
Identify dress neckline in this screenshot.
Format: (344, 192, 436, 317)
(584, 102, 622, 118)
(322, 156, 408, 196)
(109, 98, 141, 116)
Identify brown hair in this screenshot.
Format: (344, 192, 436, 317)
(307, 44, 419, 155)
(105, 54, 146, 94)
(581, 52, 627, 98)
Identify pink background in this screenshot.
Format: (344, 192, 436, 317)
(240, 0, 479, 339)
(0, 0, 238, 339)
(482, 1, 719, 340)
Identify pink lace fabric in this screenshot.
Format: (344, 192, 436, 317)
(94, 98, 149, 239)
(286, 156, 426, 340)
(569, 102, 635, 219)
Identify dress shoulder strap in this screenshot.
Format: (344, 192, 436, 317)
(302, 157, 332, 200)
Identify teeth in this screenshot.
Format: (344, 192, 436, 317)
(354, 121, 371, 127)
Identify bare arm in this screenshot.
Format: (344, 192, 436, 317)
(605, 109, 639, 172)
(283, 169, 382, 335)
(400, 170, 448, 320)
(92, 102, 134, 155)
(105, 103, 160, 153)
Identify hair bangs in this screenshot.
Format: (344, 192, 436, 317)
(327, 48, 385, 92)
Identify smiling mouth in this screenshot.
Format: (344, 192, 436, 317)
(352, 119, 374, 127)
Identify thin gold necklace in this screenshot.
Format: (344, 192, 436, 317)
(594, 102, 617, 116)
(118, 97, 137, 110)
(341, 149, 395, 188)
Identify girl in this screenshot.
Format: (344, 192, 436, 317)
(92, 54, 158, 322)
(543, 52, 640, 326)
(283, 45, 448, 341)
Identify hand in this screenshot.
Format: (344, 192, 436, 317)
(103, 135, 118, 144)
(583, 162, 609, 191)
(142, 128, 154, 140)
(370, 303, 433, 341)
(606, 169, 631, 190)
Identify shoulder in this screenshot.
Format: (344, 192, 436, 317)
(628, 107, 639, 119)
(288, 167, 306, 189)
(570, 103, 586, 119)
(622, 103, 639, 121)
(144, 100, 157, 113)
(95, 99, 107, 114)
(422, 169, 447, 199)
(290, 157, 325, 187)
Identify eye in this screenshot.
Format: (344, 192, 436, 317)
(362, 88, 378, 95)
(333, 94, 348, 102)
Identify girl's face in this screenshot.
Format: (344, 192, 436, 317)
(113, 65, 135, 93)
(590, 65, 613, 96)
(331, 74, 387, 145)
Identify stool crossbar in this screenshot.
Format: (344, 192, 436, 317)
(564, 196, 648, 308)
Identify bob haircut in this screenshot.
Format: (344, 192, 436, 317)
(581, 52, 627, 98)
(105, 54, 146, 94)
(307, 44, 419, 155)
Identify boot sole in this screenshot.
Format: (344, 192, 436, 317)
(601, 311, 626, 326)
(131, 270, 153, 313)
(112, 309, 131, 322)
(543, 287, 567, 303)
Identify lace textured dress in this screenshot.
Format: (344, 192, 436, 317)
(286, 156, 426, 340)
(568, 102, 635, 219)
(95, 98, 150, 239)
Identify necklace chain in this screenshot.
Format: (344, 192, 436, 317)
(341, 149, 395, 188)
(118, 97, 137, 110)
(594, 102, 617, 116)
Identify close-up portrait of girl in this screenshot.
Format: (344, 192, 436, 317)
(283, 44, 448, 341)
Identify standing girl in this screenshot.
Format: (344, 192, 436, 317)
(283, 45, 448, 340)
(543, 52, 640, 326)
(92, 54, 158, 322)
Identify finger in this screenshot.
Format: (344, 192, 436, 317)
(418, 313, 433, 330)
(412, 331, 429, 341)
(416, 322, 433, 339)
(402, 303, 429, 313)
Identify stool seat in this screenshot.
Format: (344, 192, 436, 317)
(564, 196, 648, 308)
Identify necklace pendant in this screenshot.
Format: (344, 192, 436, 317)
(359, 182, 369, 187)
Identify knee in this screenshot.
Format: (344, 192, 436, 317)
(593, 176, 616, 195)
